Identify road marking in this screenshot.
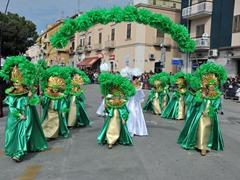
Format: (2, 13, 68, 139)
(43, 148, 62, 152)
(0, 148, 63, 156)
(17, 165, 42, 180)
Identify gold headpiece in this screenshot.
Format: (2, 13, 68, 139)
(47, 76, 66, 90)
(71, 74, 84, 86)
(202, 74, 219, 89)
(153, 80, 161, 87)
(110, 86, 124, 97)
(11, 66, 24, 86)
(176, 77, 186, 87)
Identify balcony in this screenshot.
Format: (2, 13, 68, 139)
(105, 40, 115, 49)
(94, 43, 103, 51)
(182, 2, 212, 20)
(84, 45, 92, 52)
(76, 46, 84, 54)
(193, 37, 210, 49)
(153, 37, 176, 47)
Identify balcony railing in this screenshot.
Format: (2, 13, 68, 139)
(105, 40, 115, 49)
(94, 43, 103, 51)
(84, 45, 92, 52)
(182, 2, 212, 20)
(153, 37, 176, 46)
(193, 37, 210, 49)
(76, 46, 84, 54)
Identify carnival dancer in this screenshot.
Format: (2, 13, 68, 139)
(143, 72, 170, 115)
(66, 66, 91, 129)
(97, 72, 136, 149)
(177, 62, 227, 156)
(96, 63, 109, 117)
(184, 74, 200, 123)
(126, 67, 148, 137)
(1, 56, 48, 162)
(161, 72, 188, 120)
(40, 65, 71, 140)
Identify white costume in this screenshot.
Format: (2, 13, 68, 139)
(126, 83, 148, 137)
(96, 98, 107, 117)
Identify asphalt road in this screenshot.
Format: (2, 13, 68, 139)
(0, 84, 240, 180)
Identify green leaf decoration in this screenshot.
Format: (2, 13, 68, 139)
(50, 5, 195, 53)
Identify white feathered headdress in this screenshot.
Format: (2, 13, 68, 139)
(100, 62, 109, 72)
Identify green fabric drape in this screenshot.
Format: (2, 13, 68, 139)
(177, 97, 224, 151)
(97, 105, 134, 146)
(143, 88, 170, 113)
(161, 90, 186, 119)
(4, 94, 48, 160)
(41, 95, 69, 138)
(67, 93, 91, 126)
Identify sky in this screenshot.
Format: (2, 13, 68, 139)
(0, 0, 133, 34)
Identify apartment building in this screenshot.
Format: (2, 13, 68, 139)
(69, 1, 182, 73)
(181, 0, 240, 76)
(36, 20, 70, 67)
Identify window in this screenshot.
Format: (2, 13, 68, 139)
(153, 0, 156, 5)
(88, 36, 91, 45)
(111, 28, 115, 41)
(126, 23, 131, 39)
(198, 0, 206, 2)
(80, 35, 85, 47)
(196, 24, 205, 37)
(162, 1, 166, 7)
(71, 41, 75, 50)
(233, 15, 240, 32)
(172, 3, 176, 8)
(88, 33, 92, 46)
(99, 32, 102, 44)
(156, 29, 164, 38)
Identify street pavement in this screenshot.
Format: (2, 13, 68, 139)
(0, 84, 240, 180)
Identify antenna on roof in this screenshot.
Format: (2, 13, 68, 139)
(78, 0, 80, 13)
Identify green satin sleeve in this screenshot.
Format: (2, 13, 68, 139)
(75, 95, 91, 126)
(56, 98, 69, 138)
(41, 96, 51, 123)
(143, 90, 154, 111)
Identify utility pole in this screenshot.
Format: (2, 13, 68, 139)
(160, 44, 166, 72)
(0, 0, 11, 67)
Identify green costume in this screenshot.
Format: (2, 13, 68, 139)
(39, 65, 71, 139)
(143, 72, 170, 115)
(177, 62, 227, 155)
(161, 72, 188, 120)
(1, 56, 48, 162)
(97, 72, 136, 148)
(41, 94, 69, 138)
(65, 66, 91, 128)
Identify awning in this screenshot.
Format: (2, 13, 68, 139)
(77, 57, 99, 67)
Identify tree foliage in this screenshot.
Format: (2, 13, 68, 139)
(0, 12, 38, 57)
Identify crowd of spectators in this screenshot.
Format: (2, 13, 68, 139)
(223, 75, 240, 100)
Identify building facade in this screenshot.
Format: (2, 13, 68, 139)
(69, 2, 182, 73)
(181, 0, 240, 76)
(37, 20, 70, 67)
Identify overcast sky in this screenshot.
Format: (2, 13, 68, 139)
(0, 0, 132, 34)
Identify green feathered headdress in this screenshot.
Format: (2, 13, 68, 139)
(39, 65, 71, 94)
(65, 66, 90, 87)
(0, 56, 36, 87)
(98, 72, 136, 98)
(170, 72, 187, 87)
(149, 72, 169, 88)
(194, 62, 228, 89)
